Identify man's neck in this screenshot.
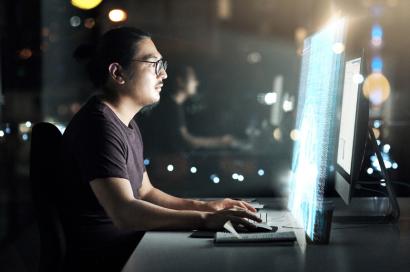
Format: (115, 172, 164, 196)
(102, 95, 142, 127)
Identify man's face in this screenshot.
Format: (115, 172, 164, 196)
(125, 38, 167, 106)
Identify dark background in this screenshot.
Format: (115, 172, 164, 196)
(1, 1, 409, 271)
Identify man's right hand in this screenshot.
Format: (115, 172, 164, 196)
(202, 207, 262, 230)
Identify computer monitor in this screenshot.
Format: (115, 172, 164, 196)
(335, 57, 369, 204)
(335, 57, 400, 221)
(288, 18, 347, 240)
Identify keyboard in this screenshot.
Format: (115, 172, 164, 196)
(214, 231, 296, 244)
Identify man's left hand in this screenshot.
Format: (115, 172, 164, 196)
(204, 198, 257, 212)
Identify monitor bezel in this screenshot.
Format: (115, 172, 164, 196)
(335, 55, 369, 204)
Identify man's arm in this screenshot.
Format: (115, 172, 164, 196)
(138, 172, 256, 212)
(90, 176, 260, 231)
(180, 126, 234, 149)
(90, 177, 205, 231)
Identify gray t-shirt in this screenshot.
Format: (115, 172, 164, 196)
(60, 95, 145, 259)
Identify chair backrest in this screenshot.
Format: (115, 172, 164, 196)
(30, 122, 65, 272)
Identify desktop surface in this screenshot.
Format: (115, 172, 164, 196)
(122, 198, 410, 272)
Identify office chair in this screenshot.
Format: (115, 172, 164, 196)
(29, 122, 66, 272)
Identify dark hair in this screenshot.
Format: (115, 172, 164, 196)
(164, 64, 196, 95)
(74, 27, 151, 88)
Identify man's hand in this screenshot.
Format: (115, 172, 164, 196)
(203, 207, 261, 230)
(203, 198, 256, 212)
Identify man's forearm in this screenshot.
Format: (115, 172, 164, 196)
(142, 187, 211, 211)
(115, 198, 207, 231)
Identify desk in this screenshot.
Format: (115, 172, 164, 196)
(122, 198, 410, 272)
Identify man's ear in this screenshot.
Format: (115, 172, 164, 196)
(108, 63, 126, 85)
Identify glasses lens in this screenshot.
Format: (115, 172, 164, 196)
(155, 59, 167, 75)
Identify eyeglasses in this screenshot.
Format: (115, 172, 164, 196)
(132, 58, 168, 76)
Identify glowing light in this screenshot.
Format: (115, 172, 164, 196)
(210, 174, 220, 184)
(290, 129, 300, 141)
(371, 24, 383, 47)
(373, 120, 381, 128)
(371, 25, 383, 38)
(70, 16, 81, 27)
(71, 0, 103, 10)
(19, 48, 32, 60)
(380, 182, 386, 187)
(385, 160, 392, 169)
(0, 130, 4, 137)
(377, 140, 381, 145)
(22, 133, 29, 141)
(332, 42, 345, 54)
(190, 166, 197, 174)
(273, 128, 282, 141)
(84, 18, 96, 29)
(371, 57, 383, 72)
(363, 73, 391, 105)
(257, 169, 265, 176)
(25, 121, 32, 128)
(283, 100, 293, 112)
(143, 159, 150, 166)
(167, 164, 174, 172)
(288, 16, 346, 240)
(247, 52, 262, 64)
(371, 39, 383, 47)
(353, 74, 364, 84)
(383, 144, 391, 153)
(264, 92, 277, 105)
(232, 173, 238, 180)
(5, 127, 11, 134)
(19, 123, 30, 134)
(237, 175, 244, 182)
(108, 9, 128, 23)
(392, 162, 398, 169)
(367, 167, 374, 175)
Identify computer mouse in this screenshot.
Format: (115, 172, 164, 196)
(252, 222, 278, 232)
(238, 223, 278, 233)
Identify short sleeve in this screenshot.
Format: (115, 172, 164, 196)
(76, 120, 129, 183)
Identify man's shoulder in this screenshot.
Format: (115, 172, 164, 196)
(65, 99, 121, 138)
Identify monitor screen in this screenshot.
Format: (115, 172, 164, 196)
(288, 18, 346, 239)
(337, 58, 362, 175)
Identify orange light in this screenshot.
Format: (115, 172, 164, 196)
(84, 18, 96, 29)
(363, 73, 391, 105)
(19, 48, 32, 60)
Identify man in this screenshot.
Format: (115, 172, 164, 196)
(61, 27, 260, 271)
(138, 65, 236, 154)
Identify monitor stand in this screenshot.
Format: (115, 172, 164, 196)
(334, 126, 400, 224)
